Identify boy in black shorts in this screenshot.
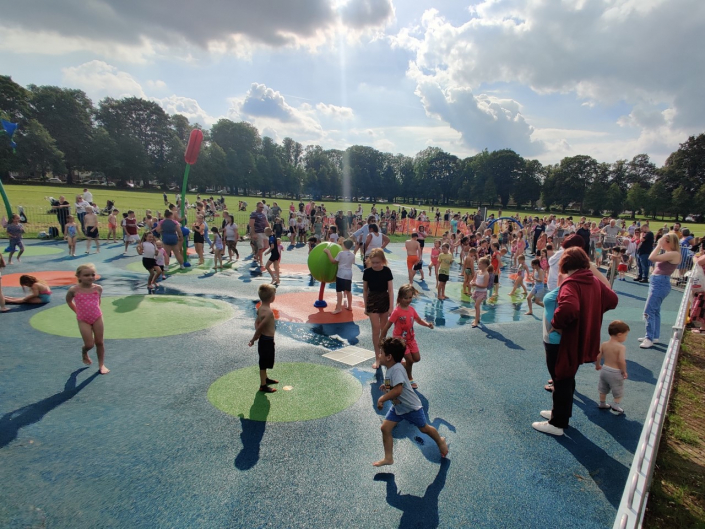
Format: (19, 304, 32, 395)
(248, 284, 279, 393)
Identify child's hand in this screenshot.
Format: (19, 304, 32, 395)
(622, 371, 628, 379)
(248, 339, 254, 347)
(377, 397, 385, 410)
(427, 321, 434, 329)
(595, 363, 601, 370)
(379, 384, 387, 393)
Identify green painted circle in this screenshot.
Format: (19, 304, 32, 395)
(1, 245, 63, 257)
(208, 362, 362, 422)
(30, 295, 234, 339)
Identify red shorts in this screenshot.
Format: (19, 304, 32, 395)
(617, 263, 628, 272)
(398, 336, 419, 355)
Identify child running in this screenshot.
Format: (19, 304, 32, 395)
(155, 240, 167, 281)
(595, 320, 630, 414)
(428, 239, 441, 280)
(469, 257, 490, 328)
(323, 239, 355, 314)
(66, 264, 108, 374)
(248, 284, 279, 393)
(83, 206, 100, 254)
(436, 243, 453, 300)
(137, 232, 160, 289)
(64, 215, 78, 256)
(263, 227, 280, 286)
(373, 337, 448, 467)
(380, 285, 434, 389)
(525, 258, 545, 316)
(509, 254, 530, 297)
(5, 213, 24, 264)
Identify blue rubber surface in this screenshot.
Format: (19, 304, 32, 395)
(0, 239, 681, 528)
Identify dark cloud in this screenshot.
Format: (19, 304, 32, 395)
(0, 0, 393, 48)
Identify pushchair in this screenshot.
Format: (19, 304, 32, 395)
(101, 200, 115, 215)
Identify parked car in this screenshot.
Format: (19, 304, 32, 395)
(47, 177, 63, 183)
(106, 182, 116, 187)
(83, 179, 105, 186)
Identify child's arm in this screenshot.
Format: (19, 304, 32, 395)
(65, 287, 77, 313)
(618, 345, 628, 379)
(362, 281, 369, 314)
(377, 384, 403, 409)
(595, 344, 603, 370)
(379, 319, 393, 341)
(248, 310, 272, 346)
(322, 248, 338, 264)
(414, 314, 434, 329)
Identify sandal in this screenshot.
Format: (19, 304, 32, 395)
(544, 382, 554, 392)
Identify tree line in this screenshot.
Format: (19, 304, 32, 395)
(1, 75, 704, 219)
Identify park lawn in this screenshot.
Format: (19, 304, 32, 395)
(2, 184, 704, 239)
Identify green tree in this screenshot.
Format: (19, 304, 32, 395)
(553, 155, 598, 212)
(605, 182, 625, 216)
(414, 147, 459, 205)
(661, 134, 705, 193)
(671, 185, 692, 221)
(513, 159, 543, 208)
(624, 184, 649, 219)
(627, 154, 657, 187)
(16, 119, 65, 177)
(29, 85, 94, 184)
(646, 180, 671, 219)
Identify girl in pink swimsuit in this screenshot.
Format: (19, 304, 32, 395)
(66, 263, 109, 374)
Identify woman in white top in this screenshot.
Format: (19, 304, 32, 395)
(364, 223, 390, 265)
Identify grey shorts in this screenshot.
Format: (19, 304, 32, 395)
(598, 365, 624, 398)
(256, 232, 268, 250)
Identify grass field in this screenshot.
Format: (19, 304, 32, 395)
(2, 184, 703, 239)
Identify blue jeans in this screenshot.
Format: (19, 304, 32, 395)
(637, 253, 650, 280)
(644, 274, 671, 340)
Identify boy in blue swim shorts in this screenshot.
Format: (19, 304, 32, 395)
(373, 337, 449, 467)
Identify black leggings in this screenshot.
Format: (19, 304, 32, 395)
(544, 342, 575, 429)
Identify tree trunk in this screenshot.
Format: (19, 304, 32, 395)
(66, 164, 74, 185)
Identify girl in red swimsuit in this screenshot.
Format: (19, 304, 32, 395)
(66, 263, 109, 374)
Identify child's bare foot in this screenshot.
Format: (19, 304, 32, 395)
(1, 307, 10, 312)
(332, 308, 342, 314)
(471, 320, 479, 328)
(82, 352, 92, 365)
(99, 365, 110, 374)
(373, 458, 394, 467)
(525, 311, 533, 316)
(439, 437, 449, 457)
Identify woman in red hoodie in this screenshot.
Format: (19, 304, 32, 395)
(533, 247, 619, 436)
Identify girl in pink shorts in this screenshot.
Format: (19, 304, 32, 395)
(380, 284, 434, 389)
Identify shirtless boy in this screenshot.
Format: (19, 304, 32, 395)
(405, 232, 423, 283)
(248, 284, 279, 393)
(595, 320, 630, 414)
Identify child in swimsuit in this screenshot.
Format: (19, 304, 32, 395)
(462, 248, 477, 297)
(428, 239, 441, 280)
(66, 263, 108, 374)
(65, 215, 78, 256)
(2, 274, 52, 305)
(211, 227, 224, 271)
(107, 209, 118, 243)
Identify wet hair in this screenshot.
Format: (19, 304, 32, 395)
(468, 248, 478, 256)
(397, 284, 419, 304)
(381, 337, 406, 363)
(343, 239, 354, 249)
(411, 232, 418, 238)
(369, 223, 379, 234)
(608, 320, 630, 336)
(164, 210, 173, 218)
(559, 247, 590, 274)
(75, 263, 97, 278)
(518, 254, 526, 262)
(546, 244, 554, 251)
(531, 258, 541, 268)
(367, 248, 387, 264)
(258, 283, 276, 303)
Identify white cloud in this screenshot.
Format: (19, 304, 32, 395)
(315, 103, 354, 120)
(394, 0, 705, 159)
(146, 79, 167, 91)
(154, 95, 218, 126)
(62, 60, 146, 99)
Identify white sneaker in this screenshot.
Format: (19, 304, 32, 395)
(639, 339, 654, 349)
(637, 337, 659, 343)
(540, 410, 552, 420)
(532, 421, 564, 436)
(611, 403, 624, 414)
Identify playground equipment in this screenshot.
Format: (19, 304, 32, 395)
(179, 129, 204, 267)
(307, 242, 342, 308)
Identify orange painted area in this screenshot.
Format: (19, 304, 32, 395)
(2, 271, 101, 287)
(256, 291, 367, 324)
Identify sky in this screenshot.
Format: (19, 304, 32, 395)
(0, 0, 703, 166)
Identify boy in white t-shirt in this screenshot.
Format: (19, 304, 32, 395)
(323, 239, 355, 314)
